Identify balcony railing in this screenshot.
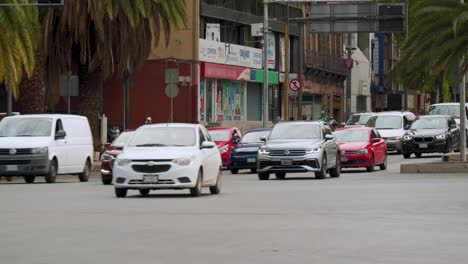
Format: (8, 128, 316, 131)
(305, 52, 346, 76)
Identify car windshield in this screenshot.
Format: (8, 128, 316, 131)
(112, 131, 135, 148)
(128, 127, 196, 147)
(411, 118, 447, 129)
(241, 130, 270, 143)
(0, 118, 52, 137)
(269, 123, 321, 140)
(367, 116, 402, 129)
(428, 105, 460, 118)
(334, 130, 369, 143)
(209, 130, 231, 142)
(346, 114, 373, 126)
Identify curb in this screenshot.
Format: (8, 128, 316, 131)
(400, 162, 468, 173)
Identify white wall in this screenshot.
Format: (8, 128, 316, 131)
(350, 40, 372, 113)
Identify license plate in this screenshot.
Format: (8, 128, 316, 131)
(143, 175, 158, 183)
(281, 159, 293, 166)
(247, 158, 256, 163)
(341, 157, 348, 162)
(6, 165, 18, 171)
(419, 144, 428, 149)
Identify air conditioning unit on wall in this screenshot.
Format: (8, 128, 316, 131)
(358, 80, 369, 95)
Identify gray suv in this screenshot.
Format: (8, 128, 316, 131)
(257, 121, 341, 180)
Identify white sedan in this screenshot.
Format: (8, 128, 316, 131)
(112, 123, 222, 197)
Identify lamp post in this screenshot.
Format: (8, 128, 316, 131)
(460, 0, 467, 162)
(263, 0, 270, 128)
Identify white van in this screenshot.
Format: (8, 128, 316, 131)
(0, 114, 94, 183)
(428, 103, 468, 125)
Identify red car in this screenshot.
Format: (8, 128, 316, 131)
(207, 127, 242, 168)
(100, 130, 135, 185)
(334, 127, 387, 172)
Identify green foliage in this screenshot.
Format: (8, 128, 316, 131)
(0, 0, 40, 98)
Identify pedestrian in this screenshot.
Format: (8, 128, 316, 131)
(329, 116, 338, 131)
(319, 110, 330, 123)
(145, 117, 152, 125)
(289, 116, 295, 121)
(302, 115, 307, 120)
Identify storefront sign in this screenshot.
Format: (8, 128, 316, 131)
(201, 62, 251, 81)
(200, 39, 262, 69)
(199, 39, 225, 64)
(250, 69, 279, 84)
(267, 33, 276, 69)
(206, 23, 220, 42)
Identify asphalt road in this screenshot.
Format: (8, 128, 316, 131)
(1, 153, 468, 264)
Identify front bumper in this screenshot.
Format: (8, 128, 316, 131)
(228, 152, 258, 169)
(340, 153, 372, 168)
(0, 154, 50, 176)
(402, 139, 448, 153)
(257, 153, 322, 173)
(113, 161, 199, 190)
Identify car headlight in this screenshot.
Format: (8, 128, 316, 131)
(31, 147, 48, 154)
(115, 159, 131, 167)
(356, 149, 368, 154)
(258, 147, 270, 155)
(388, 136, 402, 141)
(219, 145, 229, 154)
(403, 135, 412, 141)
(173, 156, 195, 166)
(307, 147, 321, 153)
(436, 134, 446, 140)
(101, 153, 114, 161)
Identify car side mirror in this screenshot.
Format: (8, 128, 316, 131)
(260, 136, 267, 142)
(201, 141, 216, 149)
(325, 134, 334, 141)
(372, 138, 380, 144)
(55, 130, 66, 140)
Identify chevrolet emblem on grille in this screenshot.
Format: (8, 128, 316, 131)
(9, 149, 17, 155)
(284, 150, 290, 155)
(147, 161, 156, 166)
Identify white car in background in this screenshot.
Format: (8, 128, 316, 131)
(112, 123, 222, 198)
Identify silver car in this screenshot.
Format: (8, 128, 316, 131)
(257, 121, 340, 180)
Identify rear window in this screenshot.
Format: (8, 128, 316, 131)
(367, 116, 403, 130)
(428, 105, 460, 118)
(346, 114, 373, 126)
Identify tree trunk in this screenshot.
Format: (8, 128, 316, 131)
(78, 64, 101, 151)
(18, 52, 45, 114)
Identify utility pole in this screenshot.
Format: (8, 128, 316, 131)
(460, 0, 467, 162)
(263, 0, 269, 128)
(284, 2, 290, 120)
(345, 33, 353, 120)
(297, 21, 304, 120)
(6, 83, 12, 115)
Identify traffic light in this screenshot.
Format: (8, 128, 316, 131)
(377, 4, 405, 33)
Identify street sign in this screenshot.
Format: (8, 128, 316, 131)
(165, 84, 179, 98)
(165, 69, 179, 84)
(289, 79, 301, 92)
(344, 58, 354, 69)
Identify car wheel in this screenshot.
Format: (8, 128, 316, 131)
(366, 155, 375, 172)
(329, 153, 341, 178)
(415, 153, 422, 158)
(115, 188, 127, 198)
(78, 160, 91, 182)
(379, 154, 387, 170)
(275, 173, 286, 179)
(102, 176, 112, 185)
(230, 169, 239, 174)
(315, 155, 327, 179)
(209, 169, 222, 195)
(24, 175, 36, 184)
(45, 159, 57, 183)
(139, 189, 150, 197)
(403, 153, 411, 159)
(258, 173, 270, 181)
(190, 170, 203, 197)
(250, 168, 257, 173)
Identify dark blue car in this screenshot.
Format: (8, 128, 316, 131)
(228, 128, 271, 174)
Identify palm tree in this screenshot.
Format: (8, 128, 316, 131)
(20, 0, 186, 146)
(0, 1, 40, 113)
(393, 0, 468, 93)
